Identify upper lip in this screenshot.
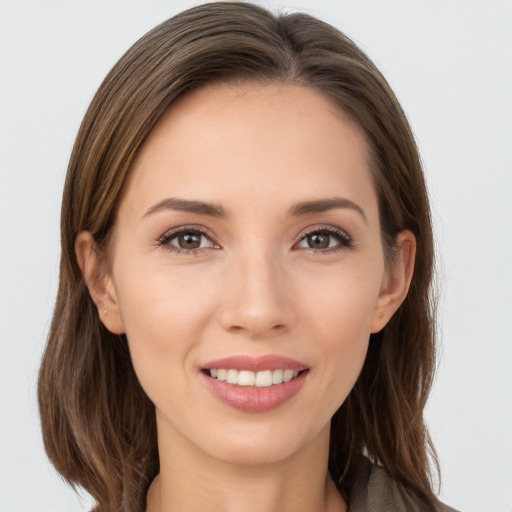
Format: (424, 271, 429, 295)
(202, 354, 308, 372)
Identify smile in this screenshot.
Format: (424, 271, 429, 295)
(201, 355, 309, 412)
(208, 368, 300, 387)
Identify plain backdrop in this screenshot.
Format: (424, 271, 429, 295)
(1, 1, 511, 511)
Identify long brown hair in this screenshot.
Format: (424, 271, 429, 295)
(38, 3, 439, 511)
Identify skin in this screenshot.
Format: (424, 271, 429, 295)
(77, 83, 415, 512)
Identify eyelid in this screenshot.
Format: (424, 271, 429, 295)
(157, 224, 220, 252)
(294, 225, 353, 251)
(156, 223, 353, 254)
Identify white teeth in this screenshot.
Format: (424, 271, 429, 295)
(255, 370, 273, 387)
(208, 368, 302, 386)
(226, 369, 238, 384)
(272, 369, 283, 384)
(237, 370, 255, 386)
(283, 369, 294, 383)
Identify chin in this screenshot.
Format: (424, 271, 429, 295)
(195, 419, 328, 467)
(209, 440, 300, 466)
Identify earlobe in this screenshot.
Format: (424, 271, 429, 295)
(370, 230, 416, 333)
(75, 231, 125, 334)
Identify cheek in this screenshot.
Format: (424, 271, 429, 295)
(115, 252, 217, 332)
(300, 260, 382, 341)
(297, 264, 381, 410)
(111, 258, 218, 397)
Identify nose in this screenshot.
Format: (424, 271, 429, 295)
(218, 249, 296, 339)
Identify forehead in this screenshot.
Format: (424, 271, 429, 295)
(122, 83, 377, 221)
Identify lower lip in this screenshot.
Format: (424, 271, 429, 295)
(201, 370, 308, 413)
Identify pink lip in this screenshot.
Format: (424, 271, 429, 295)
(202, 354, 308, 372)
(200, 371, 308, 413)
(199, 355, 309, 413)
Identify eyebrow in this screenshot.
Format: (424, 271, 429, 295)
(289, 198, 367, 223)
(143, 196, 367, 223)
(143, 197, 226, 219)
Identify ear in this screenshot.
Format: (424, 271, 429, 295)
(370, 230, 416, 333)
(75, 231, 125, 334)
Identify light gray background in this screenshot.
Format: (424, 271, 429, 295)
(1, 1, 511, 511)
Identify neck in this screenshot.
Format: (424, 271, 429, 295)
(146, 422, 346, 512)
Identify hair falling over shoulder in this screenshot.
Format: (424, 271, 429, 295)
(38, 3, 439, 511)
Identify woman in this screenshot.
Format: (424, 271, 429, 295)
(38, 2, 458, 511)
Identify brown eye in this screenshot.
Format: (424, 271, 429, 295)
(296, 227, 352, 252)
(176, 233, 202, 249)
(159, 228, 215, 253)
(306, 233, 330, 249)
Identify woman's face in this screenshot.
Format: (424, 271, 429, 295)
(99, 83, 408, 465)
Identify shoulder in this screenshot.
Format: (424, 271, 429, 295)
(349, 458, 460, 512)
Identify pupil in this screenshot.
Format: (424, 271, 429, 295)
(179, 233, 200, 249)
(308, 233, 329, 249)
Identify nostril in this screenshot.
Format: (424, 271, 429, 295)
(219, 295, 295, 337)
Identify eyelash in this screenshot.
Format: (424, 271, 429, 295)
(297, 226, 353, 253)
(157, 225, 353, 255)
(157, 226, 215, 256)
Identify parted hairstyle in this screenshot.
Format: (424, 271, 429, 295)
(38, 2, 439, 511)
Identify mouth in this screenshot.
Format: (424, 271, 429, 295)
(203, 368, 305, 387)
(200, 355, 309, 413)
